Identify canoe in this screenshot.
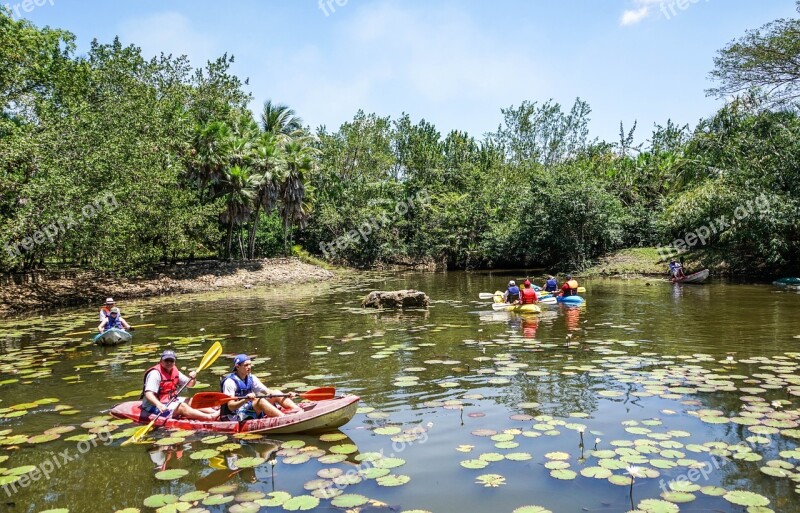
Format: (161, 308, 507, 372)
(491, 303, 541, 313)
(109, 395, 360, 434)
(93, 328, 132, 346)
(558, 296, 585, 305)
(671, 269, 710, 284)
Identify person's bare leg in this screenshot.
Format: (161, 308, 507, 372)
(253, 398, 285, 417)
(175, 402, 218, 421)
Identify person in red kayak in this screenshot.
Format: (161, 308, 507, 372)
(141, 350, 218, 421)
(561, 275, 580, 297)
(519, 280, 538, 304)
(220, 354, 300, 421)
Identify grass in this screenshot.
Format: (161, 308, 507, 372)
(584, 247, 672, 276)
(292, 245, 339, 271)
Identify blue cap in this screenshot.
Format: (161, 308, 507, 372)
(233, 354, 252, 370)
(161, 350, 177, 361)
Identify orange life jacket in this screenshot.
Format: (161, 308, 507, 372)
(141, 364, 180, 403)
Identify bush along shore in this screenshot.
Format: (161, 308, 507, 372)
(0, 258, 336, 317)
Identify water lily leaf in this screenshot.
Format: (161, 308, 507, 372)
(179, 491, 208, 502)
(461, 459, 489, 469)
(580, 467, 612, 479)
(376, 474, 411, 487)
(201, 435, 227, 445)
(475, 473, 506, 487)
(257, 491, 291, 507)
(281, 440, 306, 449)
(283, 454, 310, 465)
(723, 490, 770, 507)
(330, 494, 369, 508)
(661, 491, 696, 503)
(318, 454, 347, 464)
(189, 449, 220, 460)
(360, 467, 390, 479)
(549, 469, 576, 480)
(329, 444, 357, 455)
(319, 433, 348, 442)
(608, 474, 633, 486)
(234, 457, 265, 469)
(505, 452, 533, 461)
(155, 469, 188, 481)
(544, 452, 569, 461)
(700, 486, 727, 496)
(208, 484, 237, 494)
(201, 494, 233, 506)
(143, 494, 179, 508)
(282, 495, 320, 511)
(229, 503, 260, 513)
(637, 499, 679, 513)
(373, 426, 402, 436)
(373, 457, 405, 469)
(479, 452, 504, 462)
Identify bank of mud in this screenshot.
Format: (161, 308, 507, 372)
(0, 258, 337, 316)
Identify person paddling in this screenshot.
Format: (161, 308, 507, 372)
(668, 260, 685, 279)
(503, 280, 520, 304)
(97, 307, 130, 333)
(519, 280, 538, 304)
(220, 354, 299, 421)
(141, 350, 218, 421)
(544, 276, 558, 293)
(561, 275, 579, 297)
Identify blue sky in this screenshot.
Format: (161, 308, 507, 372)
(13, 0, 799, 144)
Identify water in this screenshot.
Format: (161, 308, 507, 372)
(0, 273, 798, 512)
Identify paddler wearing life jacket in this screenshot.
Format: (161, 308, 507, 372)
(99, 297, 116, 322)
(544, 275, 558, 293)
(560, 274, 579, 297)
(97, 307, 130, 333)
(220, 354, 300, 422)
(503, 280, 520, 304)
(519, 280, 538, 304)
(140, 350, 219, 421)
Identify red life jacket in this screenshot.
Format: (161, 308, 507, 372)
(520, 287, 538, 304)
(141, 364, 180, 403)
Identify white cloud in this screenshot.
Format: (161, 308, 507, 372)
(620, 6, 650, 26)
(118, 12, 218, 66)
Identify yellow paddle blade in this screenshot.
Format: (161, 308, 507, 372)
(122, 417, 157, 446)
(197, 342, 222, 372)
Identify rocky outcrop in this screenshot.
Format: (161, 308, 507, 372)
(362, 290, 430, 309)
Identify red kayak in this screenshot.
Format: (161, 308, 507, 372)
(110, 395, 360, 434)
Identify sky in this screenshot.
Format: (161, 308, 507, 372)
(10, 0, 799, 144)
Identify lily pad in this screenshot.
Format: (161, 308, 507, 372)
(155, 469, 189, 481)
(282, 495, 320, 511)
(723, 490, 770, 507)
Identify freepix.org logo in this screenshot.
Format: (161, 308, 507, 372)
(3, 0, 55, 20)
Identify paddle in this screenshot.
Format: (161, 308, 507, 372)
(121, 341, 223, 446)
(478, 293, 496, 300)
(188, 387, 336, 409)
(66, 323, 156, 337)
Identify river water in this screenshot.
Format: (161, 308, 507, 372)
(0, 272, 799, 513)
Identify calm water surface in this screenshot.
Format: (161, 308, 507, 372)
(0, 272, 799, 513)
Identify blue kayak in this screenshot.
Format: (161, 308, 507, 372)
(558, 296, 585, 305)
(93, 328, 132, 346)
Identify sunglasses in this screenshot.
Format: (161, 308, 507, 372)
(162, 359, 176, 363)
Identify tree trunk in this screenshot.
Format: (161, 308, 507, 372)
(226, 222, 233, 260)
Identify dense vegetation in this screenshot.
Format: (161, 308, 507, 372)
(2, 4, 799, 276)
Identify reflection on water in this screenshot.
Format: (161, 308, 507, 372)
(0, 275, 798, 512)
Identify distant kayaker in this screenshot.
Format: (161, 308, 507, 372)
(544, 276, 558, 293)
(503, 280, 520, 304)
(141, 350, 218, 421)
(97, 307, 130, 333)
(220, 354, 299, 421)
(561, 275, 579, 297)
(519, 280, 538, 304)
(668, 260, 685, 278)
(99, 297, 116, 322)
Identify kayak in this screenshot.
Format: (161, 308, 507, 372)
(109, 395, 360, 434)
(558, 296, 585, 305)
(671, 269, 710, 284)
(774, 277, 800, 287)
(492, 303, 541, 313)
(94, 328, 132, 346)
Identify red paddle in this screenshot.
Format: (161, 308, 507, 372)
(189, 387, 336, 409)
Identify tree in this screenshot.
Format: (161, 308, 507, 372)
(220, 165, 257, 259)
(708, 1, 800, 107)
(261, 100, 304, 138)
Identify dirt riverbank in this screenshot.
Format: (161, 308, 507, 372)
(0, 258, 336, 316)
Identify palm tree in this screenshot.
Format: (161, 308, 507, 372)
(190, 121, 232, 198)
(220, 165, 258, 259)
(247, 133, 285, 259)
(261, 100, 304, 139)
(279, 139, 316, 252)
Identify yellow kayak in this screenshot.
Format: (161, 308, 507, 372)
(491, 302, 542, 313)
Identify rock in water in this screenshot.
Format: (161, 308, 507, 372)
(362, 290, 430, 309)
